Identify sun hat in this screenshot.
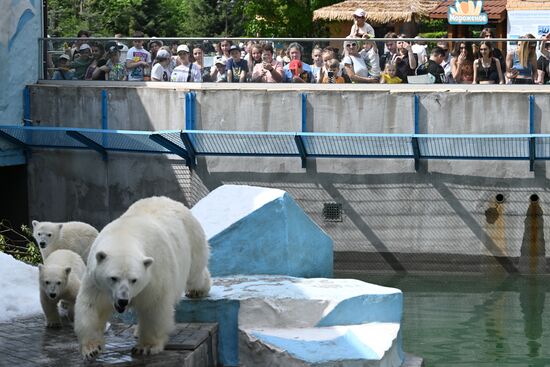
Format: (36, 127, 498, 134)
(176, 44, 190, 54)
(156, 49, 171, 59)
(59, 54, 70, 61)
(79, 43, 91, 52)
(104, 41, 123, 54)
(215, 58, 225, 66)
(353, 8, 366, 17)
(148, 38, 163, 48)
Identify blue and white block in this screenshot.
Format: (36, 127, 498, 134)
(176, 275, 404, 367)
(191, 185, 333, 278)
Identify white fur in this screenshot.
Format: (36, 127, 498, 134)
(38, 249, 86, 328)
(32, 220, 98, 264)
(74, 196, 211, 360)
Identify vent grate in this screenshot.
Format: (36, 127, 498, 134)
(323, 203, 343, 222)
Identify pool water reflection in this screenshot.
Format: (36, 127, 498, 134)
(336, 273, 550, 367)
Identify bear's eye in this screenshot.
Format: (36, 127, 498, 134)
(37, 232, 41, 236)
(47, 233, 52, 237)
(45, 281, 50, 285)
(56, 281, 61, 285)
(130, 279, 137, 284)
(110, 277, 118, 283)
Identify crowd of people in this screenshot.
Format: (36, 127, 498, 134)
(49, 9, 550, 85)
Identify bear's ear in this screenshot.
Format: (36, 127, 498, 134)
(32, 220, 39, 228)
(57, 223, 63, 230)
(96, 251, 107, 263)
(143, 257, 154, 268)
(38, 264, 43, 272)
(65, 267, 72, 276)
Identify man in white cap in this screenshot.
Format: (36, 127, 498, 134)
(349, 8, 375, 39)
(72, 43, 93, 80)
(170, 45, 202, 82)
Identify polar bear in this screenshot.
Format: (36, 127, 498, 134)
(74, 196, 211, 360)
(39, 249, 86, 328)
(32, 220, 98, 264)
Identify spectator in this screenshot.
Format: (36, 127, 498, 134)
(343, 39, 379, 83)
(380, 62, 402, 84)
(379, 32, 398, 72)
(86, 43, 106, 80)
(68, 30, 90, 61)
(251, 43, 283, 83)
(416, 46, 447, 84)
(321, 59, 345, 84)
(412, 36, 428, 65)
(219, 39, 232, 62)
(283, 42, 313, 83)
(320, 47, 350, 83)
(310, 46, 324, 83)
(126, 31, 152, 81)
(170, 45, 201, 82)
(114, 33, 129, 61)
(51, 54, 74, 80)
(226, 45, 248, 83)
(349, 8, 375, 39)
(212, 58, 227, 82)
(394, 35, 417, 83)
(537, 35, 550, 84)
(276, 48, 290, 67)
(506, 34, 537, 84)
(480, 28, 505, 74)
(473, 41, 504, 84)
(192, 45, 212, 82)
(245, 43, 263, 81)
(103, 43, 127, 81)
(451, 42, 474, 84)
(437, 40, 453, 83)
(151, 49, 172, 81)
(72, 43, 93, 80)
(360, 40, 381, 79)
(148, 38, 163, 60)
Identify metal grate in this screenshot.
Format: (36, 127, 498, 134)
(323, 202, 343, 222)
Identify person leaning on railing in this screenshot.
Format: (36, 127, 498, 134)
(342, 39, 379, 83)
(506, 34, 538, 85)
(451, 41, 474, 84)
(537, 33, 550, 85)
(251, 43, 283, 83)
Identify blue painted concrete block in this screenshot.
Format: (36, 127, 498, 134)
(200, 191, 333, 278)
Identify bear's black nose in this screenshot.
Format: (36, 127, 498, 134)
(39, 242, 46, 248)
(115, 299, 129, 313)
(49, 293, 57, 299)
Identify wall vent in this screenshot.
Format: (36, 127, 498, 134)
(323, 203, 343, 222)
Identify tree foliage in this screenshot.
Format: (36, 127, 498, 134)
(47, 0, 342, 38)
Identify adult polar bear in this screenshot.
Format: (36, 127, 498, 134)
(75, 196, 211, 359)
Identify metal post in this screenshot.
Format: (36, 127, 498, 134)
(529, 95, 535, 171)
(23, 86, 31, 126)
(413, 94, 420, 171)
(185, 92, 196, 131)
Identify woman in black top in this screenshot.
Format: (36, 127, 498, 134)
(473, 41, 504, 84)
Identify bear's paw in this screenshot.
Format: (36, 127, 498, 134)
(45, 320, 62, 329)
(131, 343, 164, 355)
(80, 341, 103, 360)
(186, 289, 208, 298)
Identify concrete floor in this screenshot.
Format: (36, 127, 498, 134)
(0, 315, 217, 366)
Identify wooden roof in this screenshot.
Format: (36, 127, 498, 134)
(313, 0, 441, 24)
(506, 0, 550, 10)
(430, 0, 507, 21)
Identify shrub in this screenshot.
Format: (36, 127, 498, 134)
(0, 221, 42, 265)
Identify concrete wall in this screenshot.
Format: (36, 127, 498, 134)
(26, 82, 550, 273)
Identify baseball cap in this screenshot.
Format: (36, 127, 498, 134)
(176, 44, 190, 54)
(353, 8, 366, 17)
(215, 58, 225, 66)
(288, 60, 302, 70)
(105, 41, 123, 54)
(79, 43, 91, 52)
(156, 49, 171, 59)
(229, 45, 240, 53)
(59, 54, 70, 61)
(148, 38, 163, 48)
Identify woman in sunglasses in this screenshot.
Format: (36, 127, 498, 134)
(472, 41, 504, 84)
(342, 40, 379, 83)
(506, 34, 538, 84)
(451, 42, 474, 84)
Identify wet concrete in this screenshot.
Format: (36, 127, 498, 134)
(0, 315, 217, 366)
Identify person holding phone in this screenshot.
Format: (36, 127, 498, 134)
(251, 44, 283, 83)
(321, 59, 345, 84)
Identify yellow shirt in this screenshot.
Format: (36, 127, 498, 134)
(382, 73, 402, 84)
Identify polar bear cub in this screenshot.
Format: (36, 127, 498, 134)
(39, 249, 86, 328)
(75, 196, 211, 360)
(32, 220, 98, 263)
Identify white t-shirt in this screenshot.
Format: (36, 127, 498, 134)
(359, 48, 381, 77)
(126, 47, 151, 81)
(151, 63, 171, 81)
(349, 23, 375, 38)
(170, 63, 202, 82)
(343, 54, 370, 77)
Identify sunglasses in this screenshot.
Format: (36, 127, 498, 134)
(345, 43, 357, 48)
(479, 48, 489, 51)
(460, 46, 467, 49)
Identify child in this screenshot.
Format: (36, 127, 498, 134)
(226, 45, 248, 83)
(99, 43, 126, 81)
(126, 30, 152, 81)
(213, 58, 228, 82)
(151, 49, 172, 81)
(52, 54, 75, 80)
(321, 59, 345, 84)
(380, 62, 402, 84)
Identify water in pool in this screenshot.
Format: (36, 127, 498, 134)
(336, 273, 550, 367)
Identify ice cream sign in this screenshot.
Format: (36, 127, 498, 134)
(448, 0, 488, 25)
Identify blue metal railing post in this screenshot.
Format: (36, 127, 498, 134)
(101, 90, 109, 149)
(412, 94, 421, 171)
(23, 86, 31, 126)
(529, 95, 535, 171)
(297, 93, 308, 168)
(185, 92, 196, 131)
